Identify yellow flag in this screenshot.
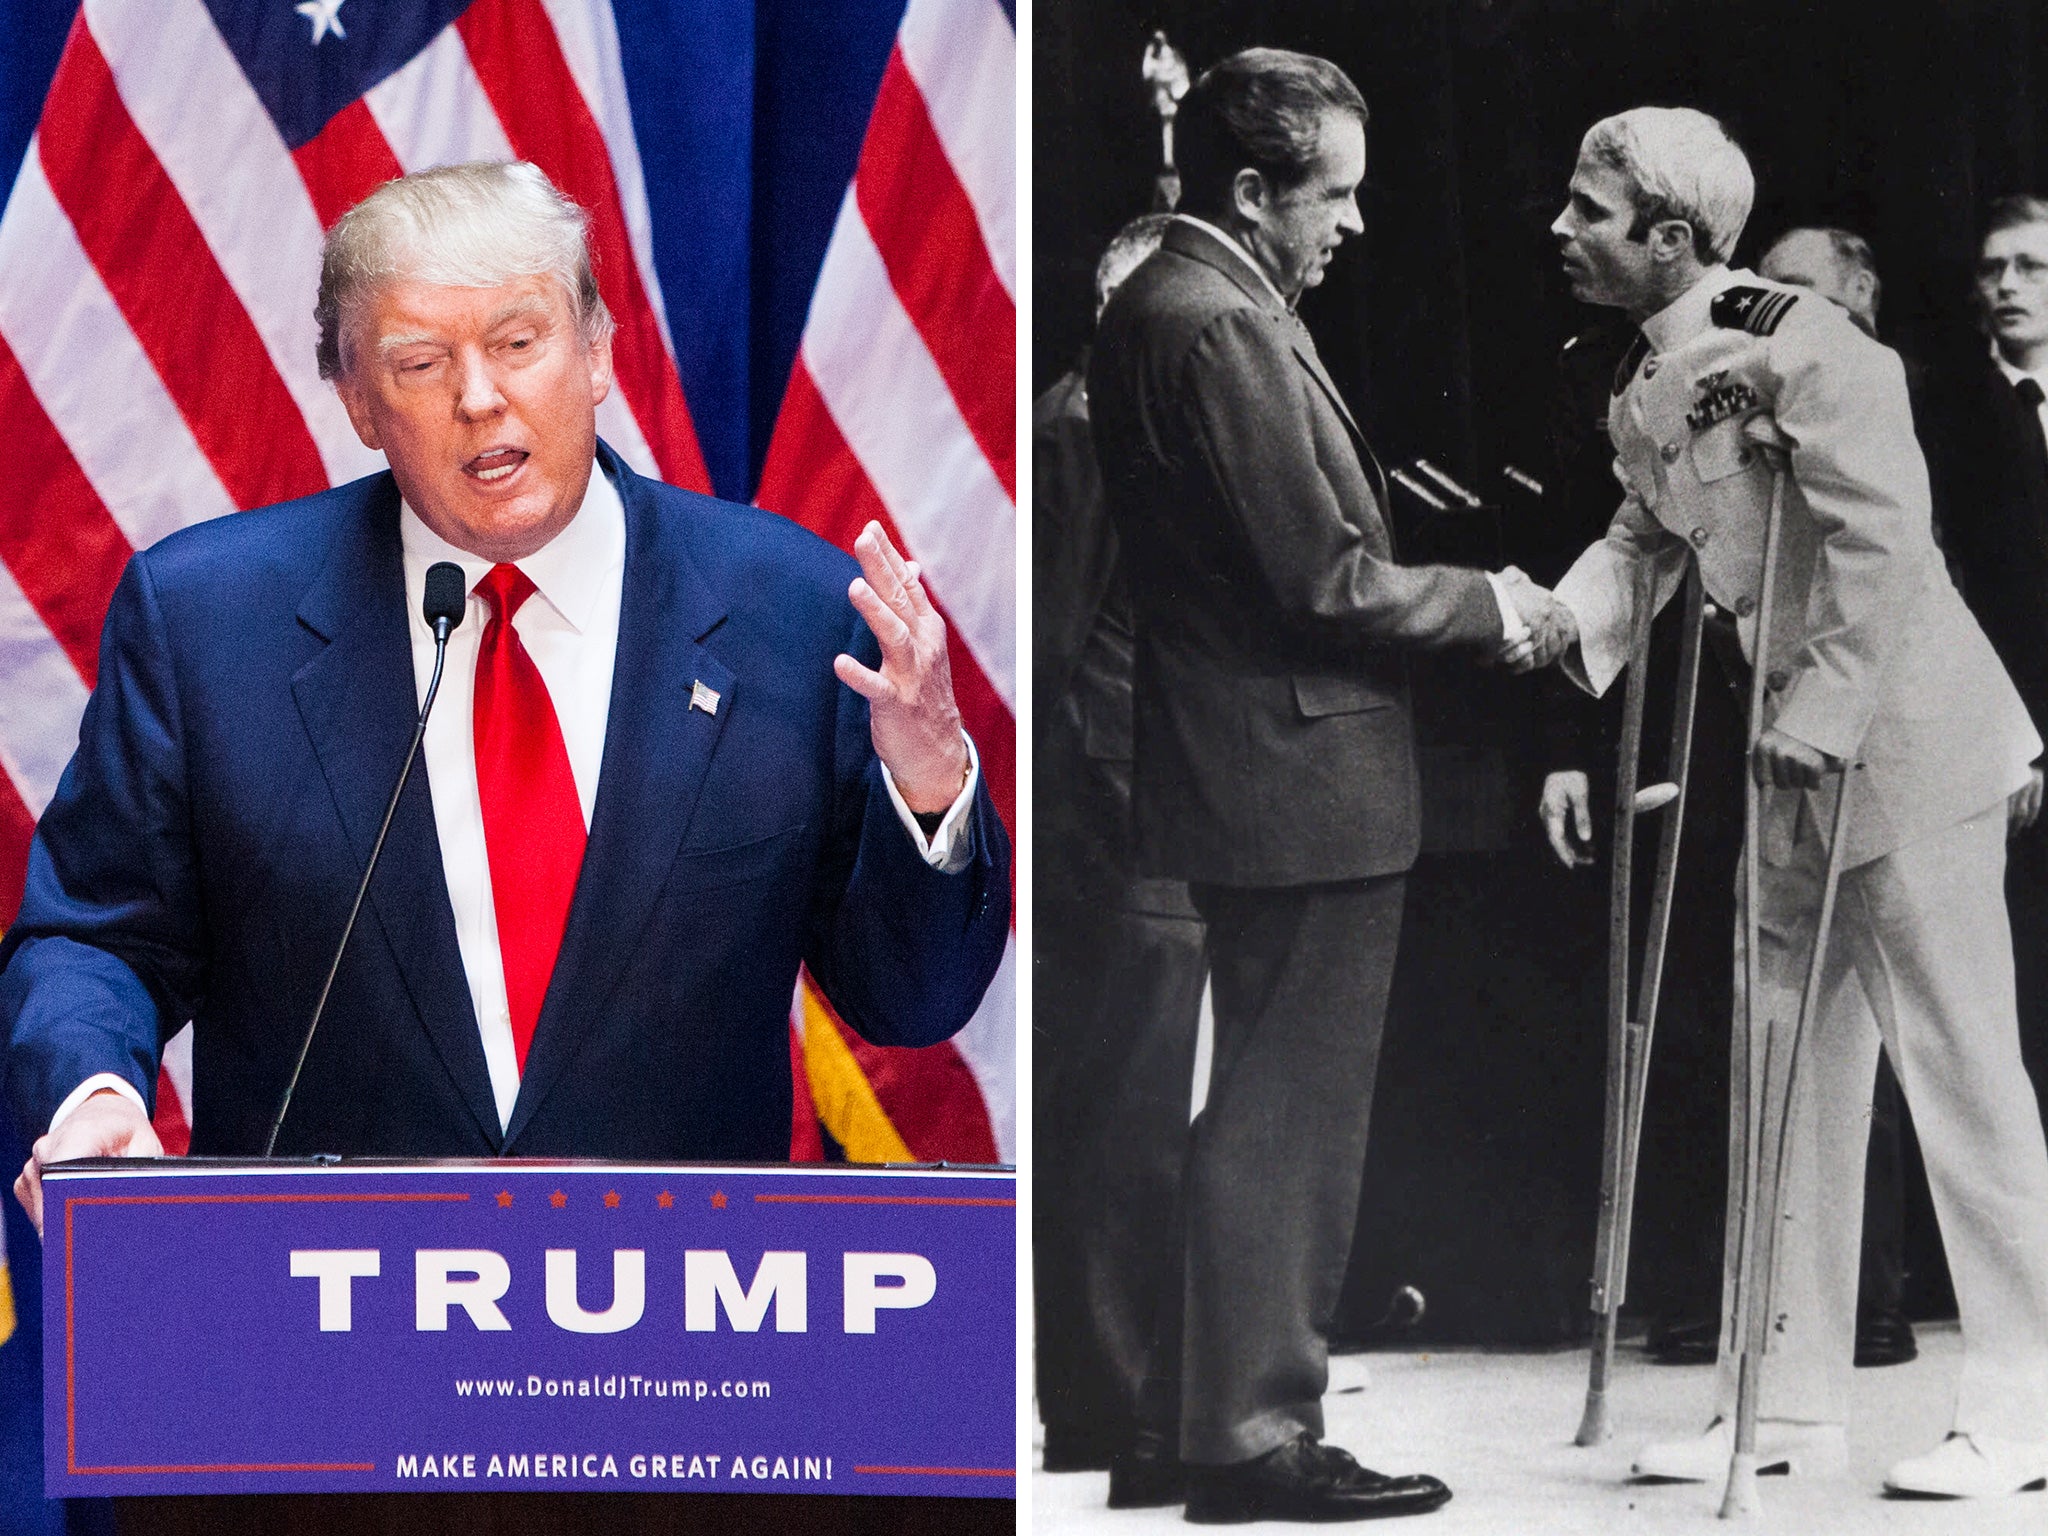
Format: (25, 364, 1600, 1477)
(0, 1203, 13, 1347)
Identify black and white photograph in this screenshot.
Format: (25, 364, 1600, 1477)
(1032, 2, 2048, 1529)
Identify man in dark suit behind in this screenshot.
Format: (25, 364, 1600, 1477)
(4, 161, 1009, 1227)
(1035, 212, 1211, 1476)
(1087, 48, 1566, 1524)
(1923, 196, 2048, 1119)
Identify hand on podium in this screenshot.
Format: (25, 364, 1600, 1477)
(1752, 725, 1838, 790)
(15, 1088, 160, 1236)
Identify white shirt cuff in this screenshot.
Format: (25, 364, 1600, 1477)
(48, 1073, 149, 1137)
(1486, 572, 1530, 645)
(879, 729, 979, 874)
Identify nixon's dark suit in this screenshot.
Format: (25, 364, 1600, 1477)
(1087, 219, 1503, 1463)
(1924, 351, 2048, 1119)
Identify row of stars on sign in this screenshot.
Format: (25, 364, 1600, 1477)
(493, 1190, 730, 1209)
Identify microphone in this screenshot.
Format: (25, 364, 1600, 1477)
(265, 561, 468, 1156)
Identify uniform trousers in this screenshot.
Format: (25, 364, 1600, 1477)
(1716, 801, 2048, 1436)
(1151, 876, 1405, 1464)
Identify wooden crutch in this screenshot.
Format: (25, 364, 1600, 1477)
(1577, 554, 1707, 1447)
(1719, 460, 1855, 1518)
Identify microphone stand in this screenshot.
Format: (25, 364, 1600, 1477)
(265, 580, 461, 1156)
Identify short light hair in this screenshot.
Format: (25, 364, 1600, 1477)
(1773, 225, 1882, 318)
(1175, 49, 1368, 221)
(1580, 107, 1754, 264)
(1983, 195, 2048, 245)
(316, 160, 615, 381)
(1095, 213, 1172, 318)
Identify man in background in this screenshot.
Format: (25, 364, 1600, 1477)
(1922, 196, 2048, 1129)
(1035, 212, 1209, 1480)
(1759, 228, 1880, 336)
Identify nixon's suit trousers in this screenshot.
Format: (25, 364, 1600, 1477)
(1157, 876, 1406, 1464)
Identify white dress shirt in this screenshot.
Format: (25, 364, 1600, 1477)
(56, 460, 980, 1138)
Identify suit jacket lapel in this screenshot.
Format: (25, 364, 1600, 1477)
(290, 478, 502, 1150)
(1288, 321, 1366, 443)
(503, 447, 734, 1149)
(1991, 361, 2048, 514)
(1286, 305, 1393, 534)
(1163, 221, 1392, 522)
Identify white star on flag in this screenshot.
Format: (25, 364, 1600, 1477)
(294, 0, 346, 45)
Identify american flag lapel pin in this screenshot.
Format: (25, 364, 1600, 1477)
(690, 680, 721, 716)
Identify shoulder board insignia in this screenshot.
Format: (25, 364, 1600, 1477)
(1711, 286, 1799, 337)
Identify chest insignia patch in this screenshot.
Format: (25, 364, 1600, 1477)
(1686, 376, 1762, 431)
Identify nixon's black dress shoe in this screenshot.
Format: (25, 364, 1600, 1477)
(1041, 1424, 1117, 1473)
(1184, 1435, 1452, 1523)
(1855, 1310, 1918, 1367)
(1108, 1428, 1186, 1508)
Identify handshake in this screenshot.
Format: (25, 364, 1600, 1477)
(1494, 567, 1577, 673)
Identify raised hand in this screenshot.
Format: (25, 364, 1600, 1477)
(833, 522, 970, 815)
(1751, 725, 1838, 790)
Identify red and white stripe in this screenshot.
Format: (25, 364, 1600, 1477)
(0, 2, 716, 872)
(0, 5, 731, 1155)
(757, 0, 1015, 1160)
(0, 0, 1014, 1161)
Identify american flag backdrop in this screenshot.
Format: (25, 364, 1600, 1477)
(0, 0, 1014, 1186)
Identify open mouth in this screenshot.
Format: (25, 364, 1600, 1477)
(465, 447, 529, 484)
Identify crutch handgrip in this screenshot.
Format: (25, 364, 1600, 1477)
(1633, 782, 1680, 814)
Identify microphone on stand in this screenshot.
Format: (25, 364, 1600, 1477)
(265, 561, 467, 1156)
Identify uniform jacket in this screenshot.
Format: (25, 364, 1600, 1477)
(0, 442, 1011, 1159)
(1087, 218, 1501, 887)
(1557, 266, 2037, 869)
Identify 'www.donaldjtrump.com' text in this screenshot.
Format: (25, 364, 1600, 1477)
(456, 1374, 771, 1400)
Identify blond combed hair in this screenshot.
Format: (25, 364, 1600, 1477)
(1581, 107, 1754, 264)
(315, 160, 614, 381)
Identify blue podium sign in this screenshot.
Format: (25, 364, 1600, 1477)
(44, 1159, 1014, 1499)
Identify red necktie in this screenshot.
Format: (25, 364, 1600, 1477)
(473, 564, 586, 1072)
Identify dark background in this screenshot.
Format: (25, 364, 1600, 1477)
(1038, 0, 2048, 459)
(1034, 0, 2048, 1344)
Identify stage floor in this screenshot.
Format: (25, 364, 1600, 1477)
(1031, 1322, 2046, 1532)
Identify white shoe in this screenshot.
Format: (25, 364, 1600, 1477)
(1883, 1433, 2048, 1498)
(1631, 1417, 1847, 1482)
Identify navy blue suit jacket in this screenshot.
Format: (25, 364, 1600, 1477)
(0, 442, 1009, 1159)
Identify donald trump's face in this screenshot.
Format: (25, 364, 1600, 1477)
(336, 272, 614, 562)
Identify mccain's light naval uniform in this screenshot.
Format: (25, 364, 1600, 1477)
(1557, 264, 2048, 1439)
